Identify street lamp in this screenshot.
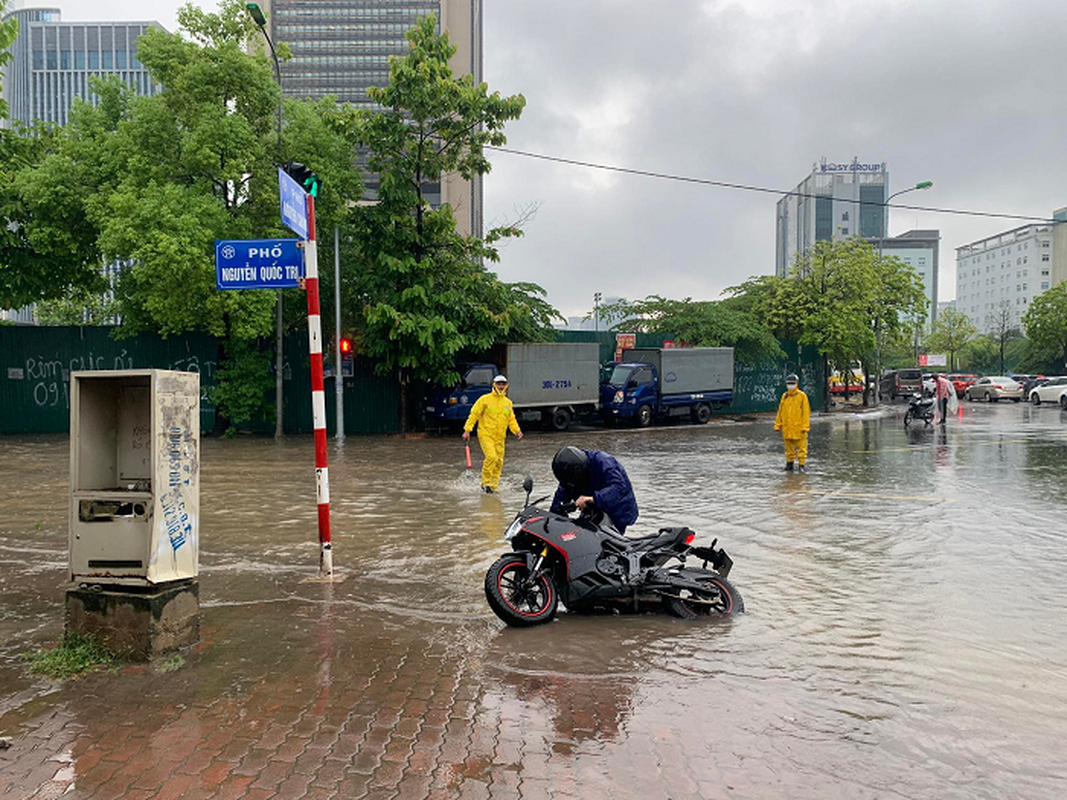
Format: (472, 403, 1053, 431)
(246, 3, 287, 437)
(594, 292, 602, 332)
(872, 180, 933, 408)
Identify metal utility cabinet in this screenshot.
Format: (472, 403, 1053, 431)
(69, 370, 200, 587)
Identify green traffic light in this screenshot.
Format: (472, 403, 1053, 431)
(304, 176, 320, 198)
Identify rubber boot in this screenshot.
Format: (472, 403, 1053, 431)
(785, 462, 794, 472)
(798, 464, 806, 473)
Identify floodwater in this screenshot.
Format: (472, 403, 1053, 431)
(2, 402, 1067, 798)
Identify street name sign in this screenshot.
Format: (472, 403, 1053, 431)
(279, 167, 309, 239)
(215, 239, 304, 290)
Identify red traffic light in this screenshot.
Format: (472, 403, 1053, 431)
(339, 338, 353, 355)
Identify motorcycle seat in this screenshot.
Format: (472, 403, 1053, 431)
(621, 527, 690, 551)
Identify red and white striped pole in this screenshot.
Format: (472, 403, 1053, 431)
(303, 194, 333, 577)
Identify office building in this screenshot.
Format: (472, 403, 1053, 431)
(1, 6, 163, 128)
(879, 230, 941, 327)
(1054, 208, 1067, 288)
(262, 0, 484, 236)
(775, 158, 888, 276)
(955, 222, 1056, 331)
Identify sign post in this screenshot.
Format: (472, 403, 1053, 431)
(277, 167, 332, 578)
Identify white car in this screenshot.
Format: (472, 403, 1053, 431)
(1029, 376, 1067, 409)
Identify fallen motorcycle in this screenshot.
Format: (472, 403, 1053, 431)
(904, 392, 936, 427)
(484, 477, 743, 627)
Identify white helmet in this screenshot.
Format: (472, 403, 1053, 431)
(493, 374, 508, 384)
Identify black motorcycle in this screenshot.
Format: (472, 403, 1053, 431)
(484, 477, 743, 627)
(904, 393, 936, 427)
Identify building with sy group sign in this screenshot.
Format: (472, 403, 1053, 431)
(776, 157, 889, 277)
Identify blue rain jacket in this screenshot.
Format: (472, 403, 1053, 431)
(551, 450, 639, 533)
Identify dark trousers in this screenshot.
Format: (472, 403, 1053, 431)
(939, 398, 948, 422)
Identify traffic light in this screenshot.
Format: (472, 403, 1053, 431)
(339, 338, 352, 355)
(339, 338, 354, 377)
(284, 161, 321, 198)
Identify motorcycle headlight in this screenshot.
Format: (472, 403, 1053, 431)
(504, 518, 524, 540)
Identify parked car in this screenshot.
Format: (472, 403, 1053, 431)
(879, 369, 924, 401)
(1029, 376, 1067, 409)
(1018, 375, 1047, 396)
(948, 374, 977, 398)
(922, 373, 937, 396)
(965, 376, 1023, 402)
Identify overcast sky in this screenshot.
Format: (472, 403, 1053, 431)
(53, 0, 1067, 318)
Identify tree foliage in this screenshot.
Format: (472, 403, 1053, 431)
(333, 15, 557, 425)
(926, 307, 977, 371)
(1022, 282, 1067, 370)
(598, 294, 783, 363)
(7, 0, 362, 426)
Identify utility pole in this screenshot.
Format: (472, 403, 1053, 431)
(594, 292, 602, 332)
(874, 180, 933, 408)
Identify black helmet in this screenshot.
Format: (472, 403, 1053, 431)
(552, 446, 589, 487)
(786, 373, 799, 384)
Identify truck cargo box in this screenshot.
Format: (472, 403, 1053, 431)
(622, 347, 734, 395)
(491, 343, 601, 408)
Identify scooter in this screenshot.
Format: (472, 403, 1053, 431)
(904, 393, 936, 427)
(484, 476, 743, 627)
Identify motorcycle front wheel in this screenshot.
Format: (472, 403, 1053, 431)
(664, 575, 744, 619)
(485, 555, 558, 627)
(903, 409, 914, 427)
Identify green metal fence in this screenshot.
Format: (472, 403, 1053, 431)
(1, 326, 825, 434)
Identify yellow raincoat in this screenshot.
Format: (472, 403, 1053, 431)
(464, 387, 521, 490)
(774, 387, 811, 465)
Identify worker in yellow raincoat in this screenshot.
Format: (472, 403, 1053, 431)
(774, 373, 810, 473)
(462, 375, 523, 493)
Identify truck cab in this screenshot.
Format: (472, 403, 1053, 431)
(601, 362, 658, 425)
(424, 362, 497, 423)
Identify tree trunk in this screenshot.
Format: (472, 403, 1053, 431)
(863, 366, 871, 407)
(399, 371, 409, 434)
(823, 355, 831, 413)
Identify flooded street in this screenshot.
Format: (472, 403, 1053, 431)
(3, 403, 1067, 799)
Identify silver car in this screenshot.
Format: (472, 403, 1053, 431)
(966, 376, 1023, 402)
(1029, 376, 1067, 409)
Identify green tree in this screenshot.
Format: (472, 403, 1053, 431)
(758, 238, 877, 411)
(12, 0, 362, 428)
(335, 15, 556, 428)
(1022, 282, 1067, 372)
(597, 294, 783, 363)
(926, 307, 977, 371)
(987, 299, 1021, 374)
(866, 252, 928, 401)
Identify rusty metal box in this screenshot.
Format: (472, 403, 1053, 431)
(69, 370, 199, 586)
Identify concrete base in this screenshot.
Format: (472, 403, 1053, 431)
(65, 580, 199, 662)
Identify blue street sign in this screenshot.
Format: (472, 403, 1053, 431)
(279, 167, 308, 239)
(215, 239, 304, 290)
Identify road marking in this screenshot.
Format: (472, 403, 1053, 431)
(794, 490, 955, 502)
(854, 437, 1033, 454)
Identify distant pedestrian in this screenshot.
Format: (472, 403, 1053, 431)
(462, 375, 522, 493)
(935, 374, 958, 424)
(774, 373, 810, 472)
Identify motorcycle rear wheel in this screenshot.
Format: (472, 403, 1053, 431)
(485, 555, 558, 627)
(664, 575, 744, 619)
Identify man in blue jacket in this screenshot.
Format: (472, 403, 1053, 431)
(550, 446, 639, 534)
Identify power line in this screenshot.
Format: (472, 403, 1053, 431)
(486, 146, 1062, 225)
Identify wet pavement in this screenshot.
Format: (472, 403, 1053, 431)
(2, 402, 1067, 799)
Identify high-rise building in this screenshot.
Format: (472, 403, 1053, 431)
(1, 6, 164, 129)
(955, 222, 1056, 331)
(0, 6, 164, 324)
(775, 158, 888, 276)
(262, 0, 483, 236)
(879, 230, 941, 327)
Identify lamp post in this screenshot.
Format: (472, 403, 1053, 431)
(594, 292, 602, 332)
(247, 3, 287, 438)
(873, 180, 933, 408)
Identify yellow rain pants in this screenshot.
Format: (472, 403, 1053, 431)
(464, 388, 521, 490)
(784, 435, 808, 466)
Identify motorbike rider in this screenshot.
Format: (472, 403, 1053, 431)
(462, 375, 523, 493)
(935, 373, 957, 425)
(774, 373, 810, 472)
(550, 446, 639, 534)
